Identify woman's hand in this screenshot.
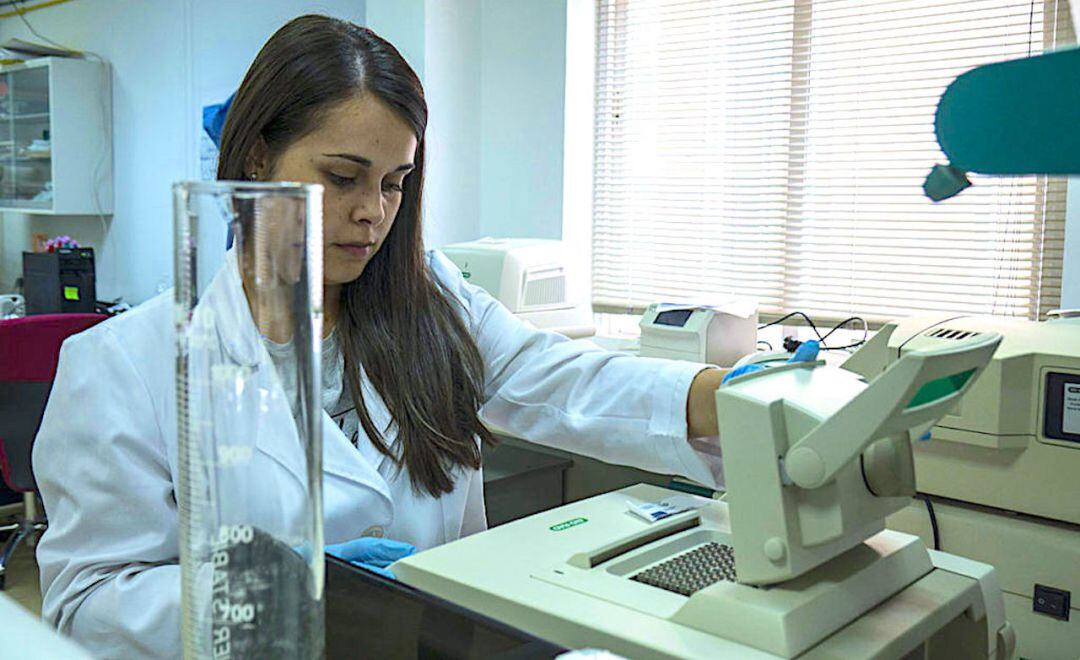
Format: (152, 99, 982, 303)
(686, 341, 821, 439)
(325, 537, 416, 579)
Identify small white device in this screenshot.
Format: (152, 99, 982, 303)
(639, 302, 757, 367)
(440, 238, 595, 338)
(0, 294, 24, 318)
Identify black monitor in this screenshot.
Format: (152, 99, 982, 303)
(326, 555, 567, 659)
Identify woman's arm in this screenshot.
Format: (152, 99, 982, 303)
(686, 367, 726, 439)
(430, 252, 724, 488)
(35, 323, 183, 659)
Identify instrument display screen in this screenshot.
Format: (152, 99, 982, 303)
(1042, 372, 1080, 445)
(654, 309, 693, 327)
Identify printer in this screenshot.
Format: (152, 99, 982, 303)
(440, 238, 594, 338)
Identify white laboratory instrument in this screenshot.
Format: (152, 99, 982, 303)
(913, 21, 1080, 654)
(174, 181, 325, 659)
(396, 334, 1015, 658)
(638, 302, 758, 368)
(440, 238, 595, 338)
(843, 315, 1080, 658)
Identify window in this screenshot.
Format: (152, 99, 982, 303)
(592, 0, 1074, 323)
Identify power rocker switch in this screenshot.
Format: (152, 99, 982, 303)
(1033, 584, 1071, 621)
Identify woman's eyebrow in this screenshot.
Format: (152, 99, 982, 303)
(324, 153, 414, 172)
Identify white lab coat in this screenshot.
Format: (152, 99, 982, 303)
(33, 249, 722, 659)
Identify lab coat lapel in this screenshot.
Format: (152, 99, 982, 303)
(322, 410, 392, 505)
(198, 250, 309, 489)
(203, 252, 395, 515)
(351, 367, 400, 473)
(206, 249, 263, 369)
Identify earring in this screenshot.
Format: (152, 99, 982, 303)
(249, 172, 257, 181)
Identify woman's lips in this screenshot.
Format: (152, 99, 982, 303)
(336, 242, 374, 258)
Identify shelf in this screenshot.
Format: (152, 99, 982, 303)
(0, 113, 50, 121)
(0, 58, 112, 215)
(0, 197, 52, 210)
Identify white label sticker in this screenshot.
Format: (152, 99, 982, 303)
(1063, 383, 1080, 435)
(626, 495, 710, 523)
(627, 500, 689, 523)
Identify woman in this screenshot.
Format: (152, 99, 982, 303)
(33, 15, 729, 659)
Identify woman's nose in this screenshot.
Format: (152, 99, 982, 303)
(351, 188, 386, 226)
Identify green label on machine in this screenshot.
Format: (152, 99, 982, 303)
(906, 368, 975, 409)
(63, 286, 80, 301)
(549, 517, 587, 532)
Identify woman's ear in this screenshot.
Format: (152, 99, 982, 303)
(244, 136, 270, 180)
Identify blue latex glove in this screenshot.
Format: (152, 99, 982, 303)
(722, 340, 821, 385)
(325, 537, 416, 580)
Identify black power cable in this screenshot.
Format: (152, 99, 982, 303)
(760, 312, 869, 353)
(758, 311, 827, 341)
(915, 493, 941, 551)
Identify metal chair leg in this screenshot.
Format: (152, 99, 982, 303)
(24, 492, 38, 519)
(0, 526, 28, 591)
(24, 494, 41, 549)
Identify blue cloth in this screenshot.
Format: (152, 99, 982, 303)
(202, 93, 234, 149)
(722, 340, 821, 385)
(202, 92, 237, 249)
(325, 537, 416, 580)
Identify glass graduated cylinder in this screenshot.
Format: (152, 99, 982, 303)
(174, 180, 325, 659)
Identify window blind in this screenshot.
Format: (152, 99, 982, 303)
(593, 0, 1074, 323)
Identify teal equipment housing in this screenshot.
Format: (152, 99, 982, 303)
(925, 46, 1080, 201)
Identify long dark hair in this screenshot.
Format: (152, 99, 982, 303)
(219, 15, 495, 497)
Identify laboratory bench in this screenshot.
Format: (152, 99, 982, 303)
(326, 555, 567, 659)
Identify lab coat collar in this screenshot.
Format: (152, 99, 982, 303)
(207, 249, 262, 368)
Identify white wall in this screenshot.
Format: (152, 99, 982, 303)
(561, 0, 596, 306)
(422, 0, 483, 249)
(367, 1, 570, 249)
(388, 0, 569, 249)
(366, 0, 425, 79)
(0, 0, 367, 304)
(478, 0, 566, 240)
(1062, 177, 1080, 308)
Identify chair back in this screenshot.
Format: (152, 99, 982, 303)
(0, 314, 107, 493)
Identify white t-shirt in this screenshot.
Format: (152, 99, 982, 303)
(263, 330, 362, 447)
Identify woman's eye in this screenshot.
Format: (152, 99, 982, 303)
(383, 181, 404, 194)
(327, 172, 355, 187)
